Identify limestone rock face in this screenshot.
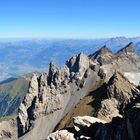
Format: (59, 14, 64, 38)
(116, 42, 136, 56)
(47, 130, 75, 140)
(89, 46, 114, 65)
(66, 52, 90, 79)
(113, 42, 140, 72)
(73, 116, 106, 132)
(17, 52, 105, 140)
(90, 43, 140, 82)
(97, 72, 140, 121)
(71, 115, 125, 140)
(17, 43, 140, 140)
(17, 73, 39, 136)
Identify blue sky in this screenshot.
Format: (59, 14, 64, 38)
(0, 0, 140, 38)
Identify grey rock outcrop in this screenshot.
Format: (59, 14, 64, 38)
(47, 130, 75, 140)
(18, 73, 38, 135)
(17, 43, 140, 140)
(73, 116, 106, 132)
(116, 42, 136, 56)
(89, 46, 114, 66)
(17, 52, 105, 140)
(90, 43, 140, 82)
(97, 71, 140, 121)
(113, 42, 140, 72)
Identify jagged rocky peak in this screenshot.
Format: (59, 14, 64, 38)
(108, 71, 132, 89)
(66, 52, 90, 79)
(89, 45, 114, 66)
(49, 61, 58, 75)
(77, 52, 90, 78)
(90, 45, 113, 58)
(42, 45, 140, 140)
(16, 44, 140, 140)
(28, 73, 38, 94)
(97, 45, 113, 55)
(17, 73, 39, 136)
(66, 52, 89, 71)
(97, 71, 140, 121)
(47, 61, 58, 85)
(107, 71, 138, 101)
(47, 61, 71, 89)
(17, 51, 106, 139)
(116, 42, 136, 56)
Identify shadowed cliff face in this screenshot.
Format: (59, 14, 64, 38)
(17, 43, 140, 140)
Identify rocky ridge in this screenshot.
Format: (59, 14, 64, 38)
(17, 53, 105, 140)
(89, 45, 114, 65)
(89, 43, 140, 83)
(47, 71, 140, 140)
(90, 42, 140, 67)
(97, 71, 140, 121)
(17, 43, 140, 140)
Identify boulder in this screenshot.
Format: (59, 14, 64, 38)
(47, 130, 75, 140)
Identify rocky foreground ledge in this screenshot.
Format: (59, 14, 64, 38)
(16, 43, 140, 140)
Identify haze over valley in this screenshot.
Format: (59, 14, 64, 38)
(0, 37, 140, 81)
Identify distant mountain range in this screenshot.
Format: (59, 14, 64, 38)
(0, 37, 140, 81)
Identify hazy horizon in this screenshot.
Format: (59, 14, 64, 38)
(0, 36, 140, 41)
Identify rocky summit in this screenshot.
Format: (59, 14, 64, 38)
(97, 71, 140, 121)
(17, 43, 140, 140)
(0, 43, 140, 140)
(17, 52, 105, 140)
(89, 45, 114, 65)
